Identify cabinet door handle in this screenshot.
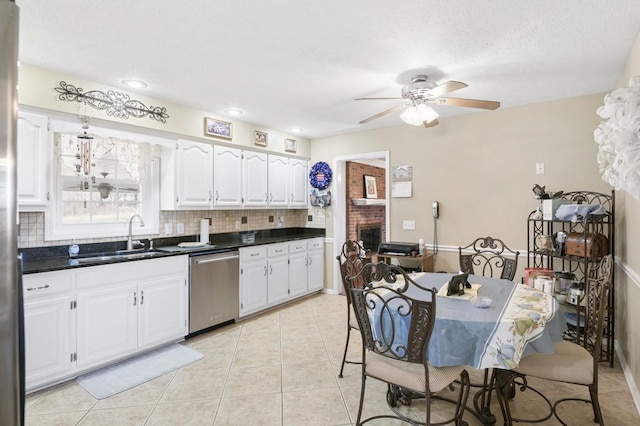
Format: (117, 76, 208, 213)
(140, 290, 144, 305)
(269, 265, 273, 275)
(308, 257, 312, 265)
(26, 284, 50, 291)
(208, 190, 212, 201)
(133, 291, 137, 306)
(265, 193, 268, 202)
(215, 190, 219, 201)
(269, 193, 273, 202)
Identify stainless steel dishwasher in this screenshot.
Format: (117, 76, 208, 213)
(189, 250, 239, 334)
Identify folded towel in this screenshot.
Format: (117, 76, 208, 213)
(555, 204, 606, 222)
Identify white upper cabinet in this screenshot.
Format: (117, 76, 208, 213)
(162, 140, 307, 211)
(289, 158, 309, 208)
(213, 145, 242, 207)
(161, 140, 213, 210)
(268, 154, 289, 207)
(18, 111, 51, 211)
(243, 151, 268, 207)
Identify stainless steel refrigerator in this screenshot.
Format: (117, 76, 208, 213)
(0, 0, 24, 424)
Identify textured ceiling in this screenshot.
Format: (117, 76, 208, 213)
(15, 0, 640, 138)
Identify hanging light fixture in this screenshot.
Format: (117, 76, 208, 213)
(399, 101, 439, 126)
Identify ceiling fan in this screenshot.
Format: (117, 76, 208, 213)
(356, 75, 500, 127)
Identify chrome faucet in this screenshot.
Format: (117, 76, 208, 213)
(127, 214, 145, 251)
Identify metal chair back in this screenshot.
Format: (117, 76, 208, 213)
(459, 236, 520, 280)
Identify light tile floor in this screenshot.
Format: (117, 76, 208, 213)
(25, 293, 640, 425)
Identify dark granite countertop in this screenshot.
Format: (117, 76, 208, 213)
(20, 227, 325, 274)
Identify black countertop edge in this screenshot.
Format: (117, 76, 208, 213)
(20, 227, 325, 274)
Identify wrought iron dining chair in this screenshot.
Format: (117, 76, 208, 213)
(564, 254, 614, 358)
(458, 236, 520, 281)
(493, 254, 613, 425)
(457, 235, 520, 415)
(347, 262, 470, 426)
(336, 240, 366, 378)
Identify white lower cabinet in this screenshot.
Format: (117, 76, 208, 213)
(307, 238, 325, 292)
(76, 283, 138, 369)
(239, 238, 325, 318)
(23, 255, 188, 392)
(288, 240, 309, 298)
(138, 276, 188, 348)
(239, 246, 268, 316)
(23, 270, 75, 391)
(267, 243, 290, 305)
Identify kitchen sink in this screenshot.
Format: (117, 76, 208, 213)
(71, 250, 164, 264)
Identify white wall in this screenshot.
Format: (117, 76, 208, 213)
(612, 28, 640, 406)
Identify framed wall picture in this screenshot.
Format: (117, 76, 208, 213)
(254, 130, 268, 146)
(364, 175, 378, 199)
(285, 138, 297, 153)
(204, 117, 233, 140)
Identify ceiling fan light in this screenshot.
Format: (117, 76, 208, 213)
(400, 103, 439, 126)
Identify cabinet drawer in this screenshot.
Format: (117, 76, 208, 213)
(268, 242, 289, 257)
(307, 238, 324, 251)
(23, 270, 73, 300)
(288, 240, 307, 253)
(240, 245, 267, 261)
(75, 255, 187, 289)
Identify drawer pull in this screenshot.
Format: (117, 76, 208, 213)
(27, 284, 50, 291)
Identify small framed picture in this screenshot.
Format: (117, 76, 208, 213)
(364, 175, 378, 199)
(254, 130, 268, 146)
(285, 138, 297, 153)
(204, 117, 233, 140)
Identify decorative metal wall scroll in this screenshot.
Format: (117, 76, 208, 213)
(54, 81, 170, 123)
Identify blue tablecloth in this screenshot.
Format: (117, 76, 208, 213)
(370, 273, 567, 369)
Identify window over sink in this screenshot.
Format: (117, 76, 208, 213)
(45, 118, 170, 240)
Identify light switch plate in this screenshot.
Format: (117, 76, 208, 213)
(403, 220, 416, 230)
(176, 223, 184, 234)
(165, 223, 173, 235)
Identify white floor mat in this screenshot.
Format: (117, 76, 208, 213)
(76, 343, 203, 399)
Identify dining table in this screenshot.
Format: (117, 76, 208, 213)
(370, 271, 567, 424)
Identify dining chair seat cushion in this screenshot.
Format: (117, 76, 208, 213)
(513, 341, 593, 385)
(365, 351, 464, 394)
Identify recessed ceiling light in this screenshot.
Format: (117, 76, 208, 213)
(290, 127, 303, 133)
(224, 109, 243, 116)
(122, 79, 148, 89)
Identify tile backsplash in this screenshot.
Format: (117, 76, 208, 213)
(18, 207, 327, 248)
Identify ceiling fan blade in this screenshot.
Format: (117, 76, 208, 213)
(437, 97, 501, 110)
(359, 104, 406, 124)
(426, 80, 468, 98)
(423, 119, 439, 128)
(355, 97, 403, 101)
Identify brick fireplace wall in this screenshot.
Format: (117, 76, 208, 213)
(346, 162, 386, 249)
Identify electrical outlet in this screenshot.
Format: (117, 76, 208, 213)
(277, 216, 284, 228)
(536, 162, 545, 174)
(403, 220, 416, 230)
(235, 220, 241, 230)
(164, 223, 173, 235)
(176, 223, 184, 234)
